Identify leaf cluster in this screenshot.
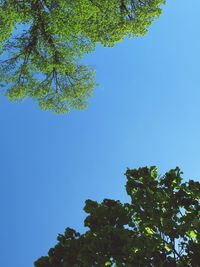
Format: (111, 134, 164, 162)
(34, 166, 200, 266)
(0, 0, 165, 113)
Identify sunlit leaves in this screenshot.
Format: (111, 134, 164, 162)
(35, 166, 200, 266)
(187, 230, 197, 239)
(105, 261, 112, 266)
(145, 227, 154, 235)
(0, 0, 165, 113)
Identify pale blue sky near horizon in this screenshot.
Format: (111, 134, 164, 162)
(1, 0, 200, 266)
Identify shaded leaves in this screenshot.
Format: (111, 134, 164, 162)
(35, 166, 200, 266)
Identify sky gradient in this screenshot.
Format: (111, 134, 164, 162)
(1, 0, 200, 266)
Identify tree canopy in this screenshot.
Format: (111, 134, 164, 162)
(34, 166, 200, 266)
(0, 0, 165, 113)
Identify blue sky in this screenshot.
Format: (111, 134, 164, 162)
(1, 0, 200, 266)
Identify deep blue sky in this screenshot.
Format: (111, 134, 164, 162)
(1, 1, 200, 266)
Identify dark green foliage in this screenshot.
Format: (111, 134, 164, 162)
(0, 0, 165, 113)
(34, 167, 200, 266)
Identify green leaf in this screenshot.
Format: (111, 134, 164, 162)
(187, 230, 197, 238)
(165, 245, 171, 252)
(105, 261, 112, 266)
(145, 227, 154, 235)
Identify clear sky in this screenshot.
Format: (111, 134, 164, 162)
(1, 0, 200, 266)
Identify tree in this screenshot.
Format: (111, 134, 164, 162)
(0, 0, 165, 113)
(34, 166, 200, 267)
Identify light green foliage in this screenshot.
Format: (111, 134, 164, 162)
(34, 167, 200, 266)
(0, 0, 165, 113)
